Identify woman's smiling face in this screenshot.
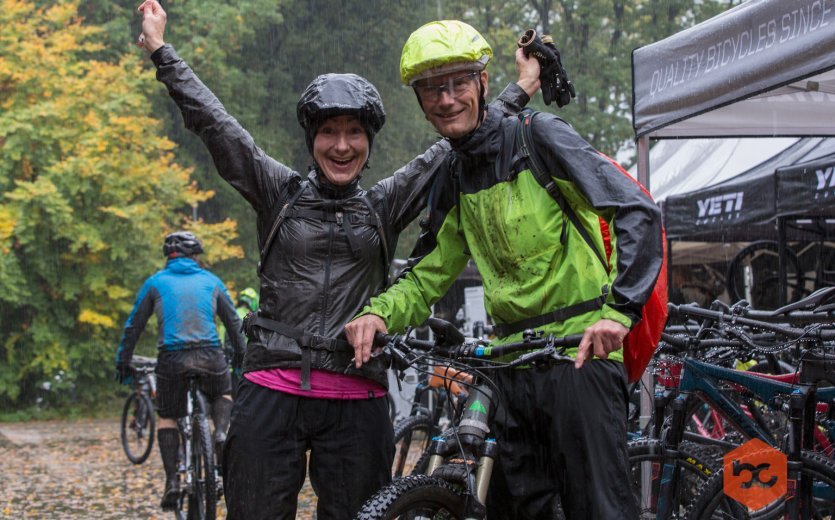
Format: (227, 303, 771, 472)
(313, 115, 369, 185)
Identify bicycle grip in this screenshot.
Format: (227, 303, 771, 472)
(374, 332, 393, 347)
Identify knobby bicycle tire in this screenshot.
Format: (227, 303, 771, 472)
(191, 392, 217, 520)
(177, 391, 217, 520)
(356, 474, 467, 520)
(120, 392, 155, 465)
(392, 414, 435, 478)
(628, 438, 721, 518)
(686, 449, 835, 519)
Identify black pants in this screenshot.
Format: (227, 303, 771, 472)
(223, 379, 394, 520)
(155, 348, 231, 419)
(487, 360, 638, 520)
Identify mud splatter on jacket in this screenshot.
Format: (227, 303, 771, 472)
(362, 109, 664, 361)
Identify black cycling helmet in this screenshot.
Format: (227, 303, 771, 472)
(163, 231, 204, 258)
(296, 73, 386, 155)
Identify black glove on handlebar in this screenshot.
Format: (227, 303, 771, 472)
(518, 29, 576, 107)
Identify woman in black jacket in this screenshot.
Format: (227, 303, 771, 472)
(136, 1, 539, 518)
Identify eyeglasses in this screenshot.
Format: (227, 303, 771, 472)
(413, 72, 479, 102)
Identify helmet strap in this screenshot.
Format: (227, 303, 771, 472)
(477, 81, 487, 126)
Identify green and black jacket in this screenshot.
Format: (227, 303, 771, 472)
(362, 109, 664, 361)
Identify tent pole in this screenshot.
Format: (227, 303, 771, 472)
(778, 217, 787, 306)
(636, 133, 653, 451)
(637, 136, 651, 190)
(636, 134, 654, 511)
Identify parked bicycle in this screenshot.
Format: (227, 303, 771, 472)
(356, 319, 582, 519)
(121, 355, 157, 465)
(638, 296, 835, 519)
(173, 374, 220, 520)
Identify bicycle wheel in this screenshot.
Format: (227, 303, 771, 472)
(686, 450, 835, 519)
(726, 241, 805, 309)
(356, 474, 467, 520)
(392, 415, 435, 478)
(188, 394, 217, 520)
(120, 392, 155, 464)
(628, 438, 721, 518)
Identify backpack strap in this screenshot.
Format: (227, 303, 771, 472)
(492, 286, 609, 338)
(357, 194, 392, 288)
(258, 180, 309, 276)
(248, 314, 353, 390)
(490, 111, 610, 338)
(257, 179, 391, 288)
(516, 110, 609, 270)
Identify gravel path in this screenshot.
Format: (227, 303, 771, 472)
(0, 418, 317, 519)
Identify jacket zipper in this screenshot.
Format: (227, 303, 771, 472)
(319, 213, 337, 336)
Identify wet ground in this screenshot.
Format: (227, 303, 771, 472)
(0, 418, 317, 519)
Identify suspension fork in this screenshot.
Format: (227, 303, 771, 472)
(785, 384, 816, 520)
(425, 382, 495, 519)
(655, 392, 690, 520)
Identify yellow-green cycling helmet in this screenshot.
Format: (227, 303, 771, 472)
(400, 20, 493, 86)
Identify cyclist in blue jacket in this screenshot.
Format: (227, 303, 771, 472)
(116, 231, 245, 511)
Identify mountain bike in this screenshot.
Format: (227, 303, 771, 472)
(645, 300, 835, 519)
(356, 319, 584, 520)
(173, 374, 219, 520)
(121, 355, 157, 464)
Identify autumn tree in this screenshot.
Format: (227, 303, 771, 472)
(0, 0, 242, 408)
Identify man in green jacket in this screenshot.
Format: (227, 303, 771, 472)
(345, 20, 663, 520)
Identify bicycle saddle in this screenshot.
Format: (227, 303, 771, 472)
(767, 286, 835, 316)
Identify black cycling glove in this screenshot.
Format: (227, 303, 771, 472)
(518, 29, 576, 108)
(115, 362, 133, 384)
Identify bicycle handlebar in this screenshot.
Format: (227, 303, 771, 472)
(375, 330, 584, 369)
(669, 303, 835, 342)
(130, 355, 157, 372)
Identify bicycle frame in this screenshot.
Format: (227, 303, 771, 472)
(652, 357, 835, 519)
(174, 377, 217, 520)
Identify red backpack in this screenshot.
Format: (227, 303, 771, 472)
(517, 110, 668, 382)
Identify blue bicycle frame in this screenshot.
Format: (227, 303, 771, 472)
(651, 357, 835, 519)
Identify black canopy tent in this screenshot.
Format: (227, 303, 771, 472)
(632, 0, 835, 145)
(663, 138, 835, 242)
(631, 0, 835, 306)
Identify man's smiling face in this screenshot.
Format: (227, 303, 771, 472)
(415, 70, 487, 139)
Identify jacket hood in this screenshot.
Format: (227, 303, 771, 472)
(165, 256, 203, 275)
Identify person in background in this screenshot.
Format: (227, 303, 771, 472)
(235, 287, 259, 318)
(116, 231, 245, 511)
(346, 20, 664, 520)
(134, 2, 540, 518)
(224, 287, 258, 396)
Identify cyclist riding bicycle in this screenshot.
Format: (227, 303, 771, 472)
(346, 20, 664, 520)
(115, 231, 245, 511)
